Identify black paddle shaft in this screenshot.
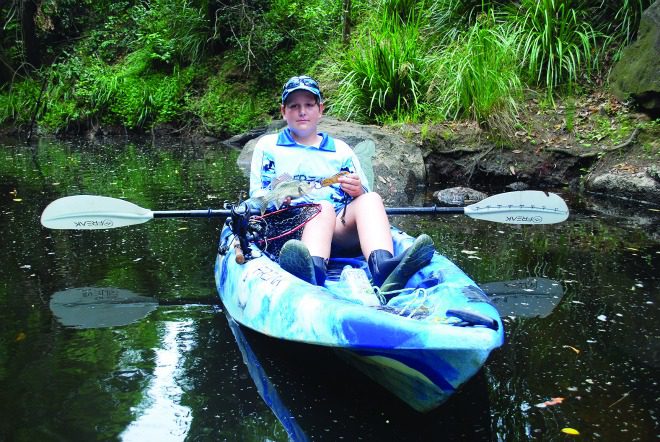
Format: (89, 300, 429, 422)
(151, 206, 464, 219)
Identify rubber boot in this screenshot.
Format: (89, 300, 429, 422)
(369, 234, 435, 292)
(311, 256, 328, 286)
(279, 240, 316, 285)
(368, 249, 397, 287)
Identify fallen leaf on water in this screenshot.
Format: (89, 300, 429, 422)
(535, 397, 564, 408)
(177, 227, 188, 231)
(561, 428, 580, 436)
(625, 247, 639, 252)
(13, 198, 22, 202)
(16, 332, 27, 342)
(563, 345, 581, 354)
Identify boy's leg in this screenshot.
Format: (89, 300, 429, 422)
(300, 200, 336, 259)
(333, 192, 393, 257)
(334, 192, 434, 291)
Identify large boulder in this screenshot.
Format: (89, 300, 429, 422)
(234, 117, 426, 206)
(609, 1, 660, 114)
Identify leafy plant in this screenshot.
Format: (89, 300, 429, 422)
(330, 12, 429, 123)
(426, 13, 521, 134)
(190, 76, 270, 136)
(130, 0, 208, 66)
(508, 0, 600, 99)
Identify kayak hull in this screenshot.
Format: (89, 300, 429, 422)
(215, 224, 504, 412)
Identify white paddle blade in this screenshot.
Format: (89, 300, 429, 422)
(464, 191, 569, 225)
(41, 195, 154, 229)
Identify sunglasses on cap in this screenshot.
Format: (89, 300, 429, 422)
(281, 76, 322, 104)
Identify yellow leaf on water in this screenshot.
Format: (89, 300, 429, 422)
(13, 198, 22, 202)
(563, 345, 581, 354)
(16, 332, 27, 342)
(561, 428, 580, 435)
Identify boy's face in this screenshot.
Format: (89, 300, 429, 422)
(281, 90, 324, 140)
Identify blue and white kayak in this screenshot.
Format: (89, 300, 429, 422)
(215, 224, 504, 412)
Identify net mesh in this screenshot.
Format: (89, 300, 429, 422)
(247, 203, 321, 259)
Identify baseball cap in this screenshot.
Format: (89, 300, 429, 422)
(281, 76, 323, 104)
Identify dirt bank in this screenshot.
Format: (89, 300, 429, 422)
(402, 92, 659, 205)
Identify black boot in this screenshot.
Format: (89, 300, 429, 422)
(311, 256, 328, 286)
(368, 235, 435, 292)
(368, 249, 397, 287)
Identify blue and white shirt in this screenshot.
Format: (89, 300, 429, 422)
(249, 128, 370, 211)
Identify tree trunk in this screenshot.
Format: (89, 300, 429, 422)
(20, 0, 40, 70)
(342, 0, 351, 45)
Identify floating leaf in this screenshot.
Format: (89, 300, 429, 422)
(13, 198, 22, 202)
(561, 428, 580, 435)
(563, 345, 581, 354)
(535, 397, 564, 408)
(16, 332, 27, 342)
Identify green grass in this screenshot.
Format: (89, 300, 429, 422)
(426, 13, 522, 134)
(509, 0, 600, 99)
(328, 11, 429, 123)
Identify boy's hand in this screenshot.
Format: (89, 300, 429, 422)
(339, 173, 364, 197)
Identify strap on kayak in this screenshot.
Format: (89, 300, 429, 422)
(447, 309, 499, 331)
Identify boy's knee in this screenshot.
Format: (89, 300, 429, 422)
(358, 191, 384, 207)
(316, 200, 337, 221)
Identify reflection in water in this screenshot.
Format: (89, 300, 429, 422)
(120, 321, 193, 441)
(1, 138, 658, 441)
(50, 287, 158, 329)
(226, 313, 309, 442)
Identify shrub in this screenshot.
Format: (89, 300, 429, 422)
(190, 76, 271, 136)
(426, 14, 522, 134)
(329, 12, 430, 123)
(509, 0, 600, 98)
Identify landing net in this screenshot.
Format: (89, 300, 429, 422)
(247, 203, 322, 259)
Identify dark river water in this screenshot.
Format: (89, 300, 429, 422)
(1, 137, 658, 441)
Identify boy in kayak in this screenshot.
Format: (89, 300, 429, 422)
(249, 75, 434, 291)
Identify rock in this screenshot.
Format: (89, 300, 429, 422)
(433, 187, 488, 206)
(506, 181, 530, 191)
(587, 169, 660, 204)
(234, 117, 426, 206)
(609, 0, 660, 115)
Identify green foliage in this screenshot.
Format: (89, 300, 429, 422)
(428, 0, 504, 44)
(213, 0, 342, 86)
(0, 80, 41, 126)
(130, 0, 208, 66)
(190, 76, 271, 136)
(426, 14, 521, 133)
(508, 0, 600, 98)
(587, 0, 652, 47)
(329, 12, 429, 123)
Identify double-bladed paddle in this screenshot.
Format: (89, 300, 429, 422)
(40, 190, 569, 230)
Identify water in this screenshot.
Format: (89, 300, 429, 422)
(1, 137, 658, 441)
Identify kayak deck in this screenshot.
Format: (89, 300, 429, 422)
(215, 225, 504, 411)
